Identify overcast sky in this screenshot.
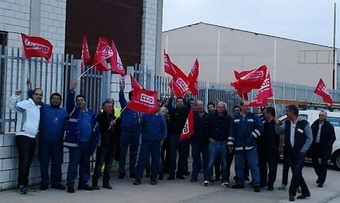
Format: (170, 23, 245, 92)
(162, 0, 339, 47)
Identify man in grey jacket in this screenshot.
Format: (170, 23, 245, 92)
(275, 105, 312, 202)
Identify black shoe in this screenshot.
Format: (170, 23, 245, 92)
(150, 180, 157, 185)
(158, 174, 164, 180)
(145, 172, 150, 178)
(18, 185, 27, 194)
(215, 177, 221, 182)
(176, 175, 185, 180)
(317, 183, 324, 188)
(67, 187, 75, 193)
(92, 184, 100, 190)
(268, 186, 274, 191)
(297, 193, 310, 199)
(78, 184, 93, 191)
(133, 179, 141, 185)
(39, 185, 48, 190)
(167, 175, 175, 180)
(190, 178, 197, 182)
(254, 185, 261, 192)
(51, 184, 66, 190)
(27, 185, 36, 192)
(102, 183, 112, 189)
(119, 173, 125, 179)
(129, 174, 136, 179)
(245, 177, 250, 181)
(183, 171, 190, 176)
(231, 184, 244, 189)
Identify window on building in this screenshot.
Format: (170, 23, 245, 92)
(0, 31, 8, 133)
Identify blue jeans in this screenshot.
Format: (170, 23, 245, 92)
(92, 145, 116, 185)
(288, 151, 310, 196)
(235, 147, 260, 186)
(135, 140, 161, 181)
(119, 130, 140, 176)
(191, 139, 209, 180)
(66, 142, 91, 187)
(169, 134, 187, 176)
(39, 138, 63, 186)
(206, 141, 228, 182)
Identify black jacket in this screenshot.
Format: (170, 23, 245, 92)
(310, 119, 336, 159)
(191, 111, 209, 141)
(167, 97, 190, 135)
(205, 111, 231, 141)
(258, 120, 280, 153)
(96, 112, 119, 146)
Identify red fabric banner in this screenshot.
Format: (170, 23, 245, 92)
(130, 74, 142, 91)
(314, 78, 333, 104)
(110, 40, 126, 76)
(187, 59, 199, 96)
(127, 88, 159, 114)
(179, 108, 194, 141)
(81, 35, 90, 73)
(93, 37, 112, 71)
(164, 50, 177, 77)
(21, 33, 53, 62)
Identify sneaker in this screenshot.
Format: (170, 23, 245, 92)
(102, 183, 112, 189)
(78, 184, 93, 191)
(176, 174, 185, 180)
(221, 182, 229, 188)
(92, 184, 100, 190)
(190, 178, 197, 182)
(231, 184, 244, 189)
(18, 185, 27, 194)
(203, 180, 210, 187)
(27, 185, 37, 192)
(317, 183, 324, 188)
(39, 184, 48, 190)
(254, 185, 261, 192)
(133, 179, 141, 185)
(278, 184, 286, 190)
(150, 180, 157, 185)
(51, 184, 66, 190)
(67, 187, 75, 193)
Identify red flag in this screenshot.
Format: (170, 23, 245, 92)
(187, 59, 199, 96)
(169, 75, 190, 97)
(130, 74, 142, 91)
(81, 36, 90, 73)
(93, 37, 112, 71)
(248, 72, 273, 107)
(314, 78, 333, 104)
(179, 108, 194, 141)
(231, 65, 267, 94)
(164, 51, 177, 77)
(110, 40, 126, 76)
(21, 33, 53, 62)
(127, 88, 159, 114)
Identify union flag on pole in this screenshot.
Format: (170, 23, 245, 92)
(93, 37, 112, 71)
(130, 74, 142, 91)
(81, 36, 90, 73)
(248, 72, 273, 107)
(314, 78, 333, 104)
(164, 50, 177, 77)
(187, 59, 199, 96)
(179, 108, 194, 141)
(110, 40, 126, 76)
(21, 33, 53, 62)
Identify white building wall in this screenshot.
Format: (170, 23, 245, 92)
(0, 0, 66, 53)
(162, 23, 337, 88)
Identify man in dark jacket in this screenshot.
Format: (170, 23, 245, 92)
(310, 110, 336, 188)
(92, 100, 119, 190)
(133, 111, 167, 185)
(118, 81, 140, 179)
(204, 102, 231, 187)
(64, 81, 99, 193)
(258, 107, 280, 191)
(228, 101, 263, 192)
(275, 105, 312, 201)
(167, 94, 190, 180)
(190, 101, 209, 182)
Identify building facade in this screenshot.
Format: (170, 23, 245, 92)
(162, 22, 340, 89)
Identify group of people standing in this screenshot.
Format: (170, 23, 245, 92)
(7, 80, 336, 202)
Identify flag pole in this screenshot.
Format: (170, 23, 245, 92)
(77, 55, 112, 80)
(332, 2, 337, 89)
(273, 40, 277, 108)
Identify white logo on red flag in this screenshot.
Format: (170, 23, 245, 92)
(21, 33, 53, 62)
(179, 108, 194, 141)
(314, 78, 333, 104)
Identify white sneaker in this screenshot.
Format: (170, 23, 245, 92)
(278, 184, 286, 190)
(221, 182, 229, 188)
(203, 180, 210, 187)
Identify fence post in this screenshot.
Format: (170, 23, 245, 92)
(71, 59, 81, 93)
